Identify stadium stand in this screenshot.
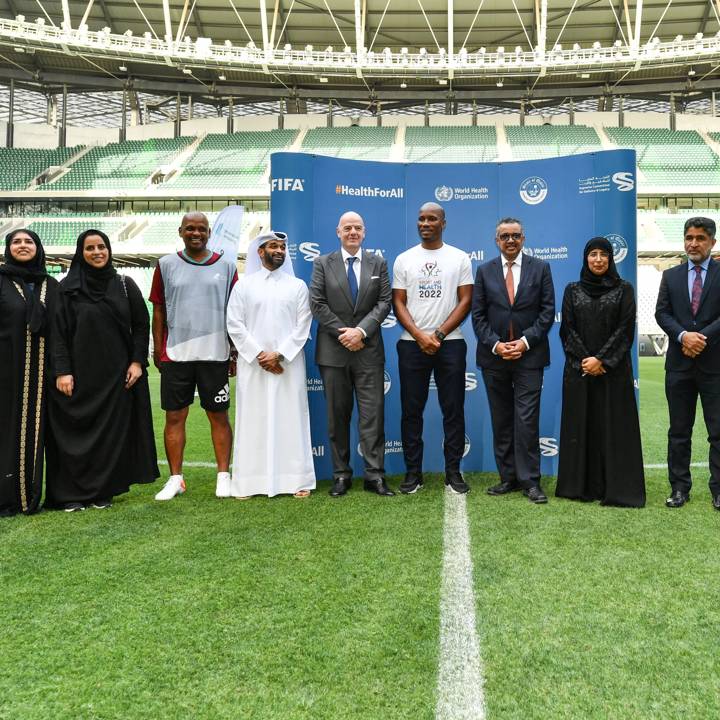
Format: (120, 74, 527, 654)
(27, 217, 128, 248)
(51, 137, 194, 191)
(171, 130, 297, 189)
(0, 146, 82, 191)
(404, 125, 498, 162)
(301, 126, 395, 160)
(505, 125, 602, 160)
(605, 127, 720, 187)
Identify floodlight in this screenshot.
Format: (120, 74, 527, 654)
(15, 15, 25, 22)
(218, 73, 226, 80)
(438, 78, 447, 85)
(319, 76, 328, 83)
(182, 67, 192, 74)
(688, 67, 696, 76)
(400, 82, 407, 88)
(119, 64, 127, 71)
(496, 79, 504, 87)
(36, 18, 44, 25)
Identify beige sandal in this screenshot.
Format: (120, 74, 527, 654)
(293, 489, 311, 498)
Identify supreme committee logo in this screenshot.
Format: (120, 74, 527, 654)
(519, 176, 548, 205)
(435, 185, 454, 202)
(612, 171, 635, 192)
(606, 233, 629, 263)
(299, 242, 321, 261)
(383, 370, 392, 395)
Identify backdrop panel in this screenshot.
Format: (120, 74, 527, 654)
(270, 150, 637, 480)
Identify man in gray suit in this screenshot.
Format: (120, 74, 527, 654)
(310, 210, 394, 497)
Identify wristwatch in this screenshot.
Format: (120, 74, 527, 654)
(434, 329, 446, 342)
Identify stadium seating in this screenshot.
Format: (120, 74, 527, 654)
(51, 137, 194, 191)
(404, 125, 497, 162)
(505, 125, 602, 160)
(171, 131, 297, 189)
(605, 127, 720, 187)
(301, 126, 395, 161)
(0, 146, 81, 191)
(27, 218, 129, 248)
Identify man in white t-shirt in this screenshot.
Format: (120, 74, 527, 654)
(392, 202, 473, 494)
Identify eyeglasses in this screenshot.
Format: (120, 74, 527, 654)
(497, 232, 523, 242)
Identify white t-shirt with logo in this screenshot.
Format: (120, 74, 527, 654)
(392, 242, 473, 341)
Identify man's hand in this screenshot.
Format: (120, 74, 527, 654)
(496, 340, 524, 361)
(415, 331, 442, 355)
(581, 356, 606, 376)
(682, 331, 707, 356)
(56, 374, 74, 397)
(257, 351, 284, 374)
(125, 362, 143, 389)
(338, 327, 364, 352)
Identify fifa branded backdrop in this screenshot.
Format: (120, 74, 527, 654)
(270, 150, 637, 480)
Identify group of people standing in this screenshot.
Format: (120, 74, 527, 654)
(1, 209, 718, 516)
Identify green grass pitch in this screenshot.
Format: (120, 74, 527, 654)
(1, 357, 718, 719)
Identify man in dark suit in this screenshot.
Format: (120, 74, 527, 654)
(310, 210, 394, 497)
(655, 216, 720, 511)
(472, 217, 555, 504)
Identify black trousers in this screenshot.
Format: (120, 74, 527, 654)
(319, 362, 385, 481)
(665, 367, 720, 496)
(481, 365, 544, 489)
(397, 339, 466, 475)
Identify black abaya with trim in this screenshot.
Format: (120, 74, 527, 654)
(46, 275, 159, 505)
(0, 274, 58, 515)
(556, 280, 646, 507)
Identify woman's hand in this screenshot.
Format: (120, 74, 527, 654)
(56, 375, 74, 397)
(581, 356, 606, 376)
(125, 362, 143, 389)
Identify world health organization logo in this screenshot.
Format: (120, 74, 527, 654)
(519, 176, 548, 205)
(606, 233, 628, 263)
(435, 185, 454, 202)
(383, 370, 392, 395)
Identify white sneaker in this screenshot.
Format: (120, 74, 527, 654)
(216, 472, 231, 498)
(155, 475, 185, 501)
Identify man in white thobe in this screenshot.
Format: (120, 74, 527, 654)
(226, 230, 316, 498)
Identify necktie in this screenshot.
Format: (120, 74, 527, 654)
(505, 261, 515, 340)
(691, 265, 703, 316)
(347, 256, 358, 304)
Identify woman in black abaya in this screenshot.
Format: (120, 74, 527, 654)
(556, 236, 645, 507)
(47, 229, 159, 511)
(0, 229, 58, 516)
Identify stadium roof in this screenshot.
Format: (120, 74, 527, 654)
(1, 0, 719, 124)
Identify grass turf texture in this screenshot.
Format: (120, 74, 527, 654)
(0, 357, 717, 719)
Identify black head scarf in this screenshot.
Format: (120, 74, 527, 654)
(579, 236, 621, 298)
(0, 228, 51, 334)
(62, 229, 117, 302)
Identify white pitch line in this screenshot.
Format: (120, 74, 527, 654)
(436, 490, 486, 720)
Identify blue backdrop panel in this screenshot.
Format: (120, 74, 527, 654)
(270, 150, 637, 480)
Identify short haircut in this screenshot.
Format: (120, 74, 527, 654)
(496, 217, 524, 235)
(684, 216, 716, 239)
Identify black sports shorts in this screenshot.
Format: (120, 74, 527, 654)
(159, 360, 230, 412)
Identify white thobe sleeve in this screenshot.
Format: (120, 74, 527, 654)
(277, 281, 312, 362)
(227, 282, 263, 364)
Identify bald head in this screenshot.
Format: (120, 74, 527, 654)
(417, 202, 446, 247)
(178, 212, 211, 256)
(337, 210, 365, 255)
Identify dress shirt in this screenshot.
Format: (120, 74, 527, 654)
(492, 252, 530, 354)
(678, 256, 711, 342)
(340, 247, 366, 338)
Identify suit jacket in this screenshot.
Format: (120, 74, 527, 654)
(310, 249, 391, 368)
(655, 258, 720, 373)
(471, 253, 555, 369)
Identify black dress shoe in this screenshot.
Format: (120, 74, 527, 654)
(487, 480, 521, 496)
(525, 485, 548, 504)
(329, 478, 351, 497)
(713, 495, 720, 510)
(666, 490, 689, 508)
(363, 479, 395, 496)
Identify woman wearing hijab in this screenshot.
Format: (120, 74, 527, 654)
(556, 236, 645, 507)
(46, 229, 159, 511)
(0, 229, 59, 516)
